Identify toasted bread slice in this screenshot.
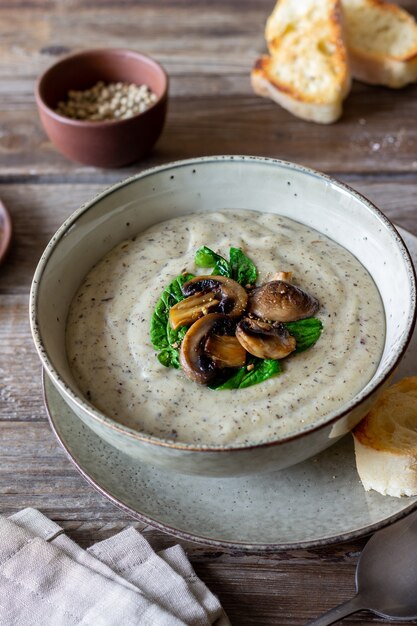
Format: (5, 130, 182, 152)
(251, 0, 351, 124)
(341, 0, 417, 88)
(265, 0, 342, 50)
(353, 376, 417, 497)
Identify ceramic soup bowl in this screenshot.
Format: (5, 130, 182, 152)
(30, 157, 416, 476)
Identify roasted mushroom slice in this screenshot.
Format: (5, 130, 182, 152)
(248, 280, 318, 323)
(205, 334, 246, 368)
(169, 291, 219, 330)
(272, 271, 293, 282)
(236, 317, 296, 360)
(182, 275, 248, 318)
(180, 313, 243, 384)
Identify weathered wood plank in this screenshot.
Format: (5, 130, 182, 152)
(0, 0, 417, 176)
(0, 0, 414, 98)
(0, 4, 266, 84)
(0, 184, 94, 295)
(1, 87, 417, 176)
(1, 0, 416, 10)
(0, 295, 42, 422)
(0, 0, 415, 82)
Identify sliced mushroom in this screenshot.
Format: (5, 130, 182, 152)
(182, 275, 248, 318)
(272, 271, 293, 282)
(180, 313, 240, 384)
(169, 291, 219, 330)
(236, 317, 296, 360)
(248, 280, 318, 323)
(205, 334, 246, 368)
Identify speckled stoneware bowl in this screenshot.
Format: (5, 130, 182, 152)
(30, 157, 416, 477)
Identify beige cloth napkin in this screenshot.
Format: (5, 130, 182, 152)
(0, 508, 230, 626)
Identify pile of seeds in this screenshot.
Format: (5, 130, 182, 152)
(55, 81, 158, 121)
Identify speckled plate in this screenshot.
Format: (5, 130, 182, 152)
(43, 228, 417, 551)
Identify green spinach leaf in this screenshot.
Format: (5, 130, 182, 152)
(195, 246, 220, 268)
(195, 246, 257, 286)
(284, 317, 323, 353)
(194, 246, 231, 277)
(211, 358, 282, 390)
(229, 247, 258, 286)
(150, 272, 195, 367)
(157, 348, 179, 368)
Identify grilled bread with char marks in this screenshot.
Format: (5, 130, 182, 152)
(251, 0, 351, 124)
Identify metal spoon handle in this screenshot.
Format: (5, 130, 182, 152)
(305, 595, 363, 625)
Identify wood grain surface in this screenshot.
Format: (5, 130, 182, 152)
(1, 1, 417, 624)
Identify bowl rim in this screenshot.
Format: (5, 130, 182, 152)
(30, 155, 417, 452)
(34, 47, 169, 127)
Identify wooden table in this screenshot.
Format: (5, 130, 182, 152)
(2, 1, 417, 624)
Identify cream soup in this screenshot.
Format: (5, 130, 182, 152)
(66, 210, 385, 445)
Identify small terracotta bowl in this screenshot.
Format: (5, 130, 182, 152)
(35, 48, 168, 168)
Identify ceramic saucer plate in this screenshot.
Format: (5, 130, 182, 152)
(43, 227, 417, 551)
(0, 199, 12, 264)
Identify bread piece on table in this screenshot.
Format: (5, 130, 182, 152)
(251, 0, 351, 124)
(353, 376, 417, 497)
(341, 0, 417, 88)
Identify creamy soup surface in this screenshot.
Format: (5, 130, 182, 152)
(66, 210, 385, 446)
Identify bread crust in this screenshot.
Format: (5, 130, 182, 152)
(354, 438, 417, 497)
(342, 0, 417, 87)
(353, 376, 417, 497)
(251, 61, 346, 124)
(348, 47, 417, 89)
(253, 0, 351, 123)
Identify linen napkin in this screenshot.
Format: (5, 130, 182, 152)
(0, 508, 230, 626)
